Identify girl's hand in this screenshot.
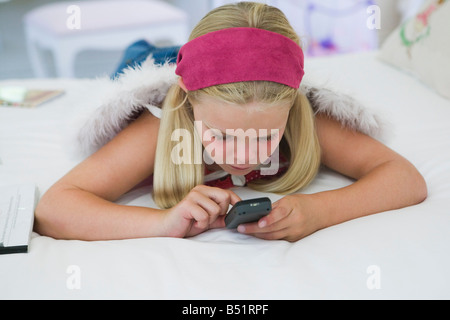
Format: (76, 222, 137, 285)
(162, 185, 241, 238)
(237, 194, 326, 242)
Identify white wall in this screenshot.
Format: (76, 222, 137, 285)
(165, 0, 415, 46)
(0, 0, 424, 79)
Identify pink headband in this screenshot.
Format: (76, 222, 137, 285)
(175, 27, 305, 91)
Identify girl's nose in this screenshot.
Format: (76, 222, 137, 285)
(227, 138, 258, 165)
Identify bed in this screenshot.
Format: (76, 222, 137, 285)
(1, 48, 450, 300)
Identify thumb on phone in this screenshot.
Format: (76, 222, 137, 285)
(226, 190, 241, 206)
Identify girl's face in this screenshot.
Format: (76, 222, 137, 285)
(192, 95, 290, 175)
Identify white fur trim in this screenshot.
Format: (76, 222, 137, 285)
(301, 84, 390, 141)
(75, 56, 390, 157)
(76, 57, 177, 156)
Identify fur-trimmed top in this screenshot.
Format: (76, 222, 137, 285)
(76, 56, 389, 157)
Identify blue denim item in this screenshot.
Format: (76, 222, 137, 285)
(112, 39, 180, 79)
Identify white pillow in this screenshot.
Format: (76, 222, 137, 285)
(378, 0, 450, 99)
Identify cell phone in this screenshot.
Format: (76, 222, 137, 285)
(225, 197, 272, 229)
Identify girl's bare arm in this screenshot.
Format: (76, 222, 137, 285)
(35, 110, 166, 240)
(239, 114, 427, 241)
(314, 114, 427, 228)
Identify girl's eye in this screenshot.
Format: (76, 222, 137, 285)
(213, 134, 225, 141)
(258, 134, 276, 142)
(258, 136, 272, 142)
(213, 133, 277, 142)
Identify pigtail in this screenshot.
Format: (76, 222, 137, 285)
(153, 84, 204, 209)
(249, 91, 321, 194)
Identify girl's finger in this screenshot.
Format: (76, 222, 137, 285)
(257, 203, 292, 229)
(246, 227, 290, 241)
(237, 213, 287, 234)
(194, 195, 222, 223)
(210, 188, 242, 215)
(209, 215, 226, 229)
(193, 186, 241, 216)
(188, 205, 210, 229)
(211, 189, 238, 216)
(226, 190, 242, 206)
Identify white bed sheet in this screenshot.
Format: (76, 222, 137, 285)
(1, 52, 449, 299)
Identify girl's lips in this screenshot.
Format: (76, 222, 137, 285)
(229, 165, 252, 171)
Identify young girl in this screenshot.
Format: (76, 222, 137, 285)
(35, 2, 427, 242)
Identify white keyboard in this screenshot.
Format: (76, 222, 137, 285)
(0, 184, 37, 254)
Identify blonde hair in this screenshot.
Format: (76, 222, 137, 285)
(153, 2, 321, 209)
